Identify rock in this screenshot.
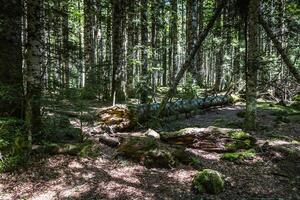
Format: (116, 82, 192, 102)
(192, 169, 224, 194)
(145, 129, 160, 139)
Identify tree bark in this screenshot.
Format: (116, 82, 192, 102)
(84, 0, 96, 89)
(158, 2, 226, 116)
(140, 0, 149, 103)
(245, 0, 260, 130)
(25, 0, 43, 149)
(112, 0, 126, 102)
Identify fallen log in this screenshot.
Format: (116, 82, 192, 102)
(160, 126, 257, 152)
(99, 127, 257, 168)
(97, 95, 233, 132)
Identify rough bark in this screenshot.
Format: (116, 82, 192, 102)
(259, 15, 300, 84)
(25, 0, 43, 149)
(0, 0, 23, 117)
(140, 0, 149, 103)
(186, 0, 199, 82)
(62, 0, 70, 88)
(158, 2, 226, 116)
(245, 0, 260, 130)
(112, 0, 126, 101)
(84, 0, 96, 88)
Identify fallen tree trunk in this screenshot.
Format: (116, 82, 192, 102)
(160, 126, 257, 152)
(97, 95, 233, 132)
(113, 127, 257, 168)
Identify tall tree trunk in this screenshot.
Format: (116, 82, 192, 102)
(84, 0, 96, 89)
(25, 0, 43, 149)
(214, 0, 224, 91)
(245, 0, 260, 130)
(196, 0, 204, 86)
(171, 0, 178, 82)
(62, 0, 69, 88)
(112, 0, 126, 102)
(0, 0, 23, 118)
(126, 0, 136, 97)
(140, 0, 149, 103)
(186, 0, 199, 83)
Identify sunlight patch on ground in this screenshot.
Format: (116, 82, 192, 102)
(59, 184, 91, 198)
(30, 191, 57, 200)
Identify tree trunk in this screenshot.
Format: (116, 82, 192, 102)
(140, 0, 149, 103)
(112, 0, 126, 102)
(245, 0, 260, 130)
(84, 0, 96, 89)
(25, 0, 43, 149)
(62, 0, 70, 88)
(0, 0, 23, 118)
(158, 2, 225, 116)
(214, 0, 224, 92)
(186, 0, 200, 83)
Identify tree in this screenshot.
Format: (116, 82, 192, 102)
(84, 0, 96, 89)
(25, 0, 43, 148)
(0, 0, 23, 118)
(140, 0, 149, 103)
(112, 0, 126, 102)
(245, 0, 260, 130)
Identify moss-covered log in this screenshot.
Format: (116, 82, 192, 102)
(160, 126, 256, 152)
(97, 95, 233, 132)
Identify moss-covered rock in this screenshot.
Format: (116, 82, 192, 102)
(192, 169, 224, 194)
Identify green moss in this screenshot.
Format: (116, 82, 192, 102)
(228, 131, 248, 140)
(221, 149, 256, 162)
(192, 169, 224, 194)
(257, 102, 300, 114)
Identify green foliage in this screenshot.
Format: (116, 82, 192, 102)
(221, 149, 256, 162)
(192, 169, 224, 194)
(180, 73, 198, 99)
(0, 117, 28, 172)
(40, 115, 83, 144)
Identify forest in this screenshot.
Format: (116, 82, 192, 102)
(0, 0, 299, 199)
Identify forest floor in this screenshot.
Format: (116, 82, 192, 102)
(0, 102, 299, 200)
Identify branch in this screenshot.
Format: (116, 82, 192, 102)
(259, 14, 300, 84)
(158, 1, 226, 116)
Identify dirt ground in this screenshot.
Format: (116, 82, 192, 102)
(0, 105, 299, 200)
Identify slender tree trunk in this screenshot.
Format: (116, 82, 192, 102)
(140, 0, 149, 103)
(112, 0, 126, 102)
(84, 0, 96, 90)
(214, 0, 224, 91)
(245, 0, 260, 130)
(25, 0, 43, 149)
(196, 0, 204, 86)
(62, 0, 69, 88)
(171, 0, 178, 81)
(0, 0, 23, 118)
(186, 0, 199, 83)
